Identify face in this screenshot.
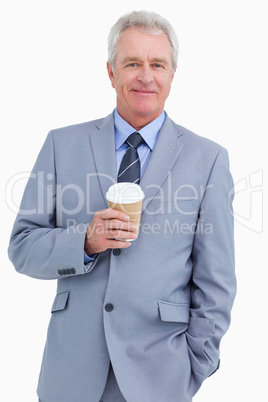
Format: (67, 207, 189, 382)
(107, 28, 176, 130)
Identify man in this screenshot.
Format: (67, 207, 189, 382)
(8, 10, 236, 402)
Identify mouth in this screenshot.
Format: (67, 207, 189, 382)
(131, 89, 156, 96)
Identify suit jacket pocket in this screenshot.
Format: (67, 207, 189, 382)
(158, 300, 190, 323)
(185, 316, 215, 376)
(51, 290, 70, 313)
(154, 200, 198, 216)
(152, 201, 199, 241)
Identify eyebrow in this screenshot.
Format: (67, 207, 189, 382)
(121, 56, 170, 65)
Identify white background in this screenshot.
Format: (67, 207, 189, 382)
(1, 0, 267, 401)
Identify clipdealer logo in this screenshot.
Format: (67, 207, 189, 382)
(229, 169, 263, 233)
(6, 169, 264, 234)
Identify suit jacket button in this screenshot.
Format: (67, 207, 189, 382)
(71, 268, 76, 274)
(67, 268, 72, 275)
(105, 303, 114, 312)
(62, 269, 67, 275)
(113, 249, 121, 256)
(58, 269, 63, 275)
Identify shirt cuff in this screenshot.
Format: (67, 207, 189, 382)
(84, 251, 98, 264)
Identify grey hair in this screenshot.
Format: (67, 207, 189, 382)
(108, 10, 179, 72)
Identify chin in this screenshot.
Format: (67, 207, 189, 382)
(132, 102, 158, 116)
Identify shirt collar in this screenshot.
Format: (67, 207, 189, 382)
(114, 108, 166, 151)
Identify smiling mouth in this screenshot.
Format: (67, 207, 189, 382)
(131, 90, 156, 95)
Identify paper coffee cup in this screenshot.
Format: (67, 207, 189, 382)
(106, 182, 145, 241)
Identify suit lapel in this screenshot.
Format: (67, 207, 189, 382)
(140, 115, 184, 212)
(90, 113, 184, 211)
(89, 113, 117, 205)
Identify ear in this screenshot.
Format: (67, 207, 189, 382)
(171, 65, 177, 82)
(107, 62, 115, 88)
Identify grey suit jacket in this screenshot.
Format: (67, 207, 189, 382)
(8, 113, 236, 402)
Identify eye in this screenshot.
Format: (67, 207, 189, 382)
(129, 63, 136, 67)
(154, 63, 163, 68)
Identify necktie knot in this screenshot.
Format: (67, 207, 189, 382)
(126, 132, 144, 149)
(118, 132, 143, 184)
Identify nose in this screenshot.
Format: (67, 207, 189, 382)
(137, 64, 153, 84)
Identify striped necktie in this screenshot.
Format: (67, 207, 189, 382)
(117, 132, 144, 184)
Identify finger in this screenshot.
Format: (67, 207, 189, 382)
(97, 208, 130, 222)
(106, 219, 137, 232)
(107, 229, 137, 240)
(106, 239, 132, 249)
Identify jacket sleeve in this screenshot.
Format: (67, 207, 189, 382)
(186, 147, 236, 390)
(8, 131, 98, 279)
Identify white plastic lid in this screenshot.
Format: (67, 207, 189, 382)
(106, 182, 145, 204)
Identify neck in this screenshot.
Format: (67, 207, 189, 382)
(116, 108, 163, 131)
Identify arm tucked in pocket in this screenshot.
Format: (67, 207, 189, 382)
(185, 316, 215, 376)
